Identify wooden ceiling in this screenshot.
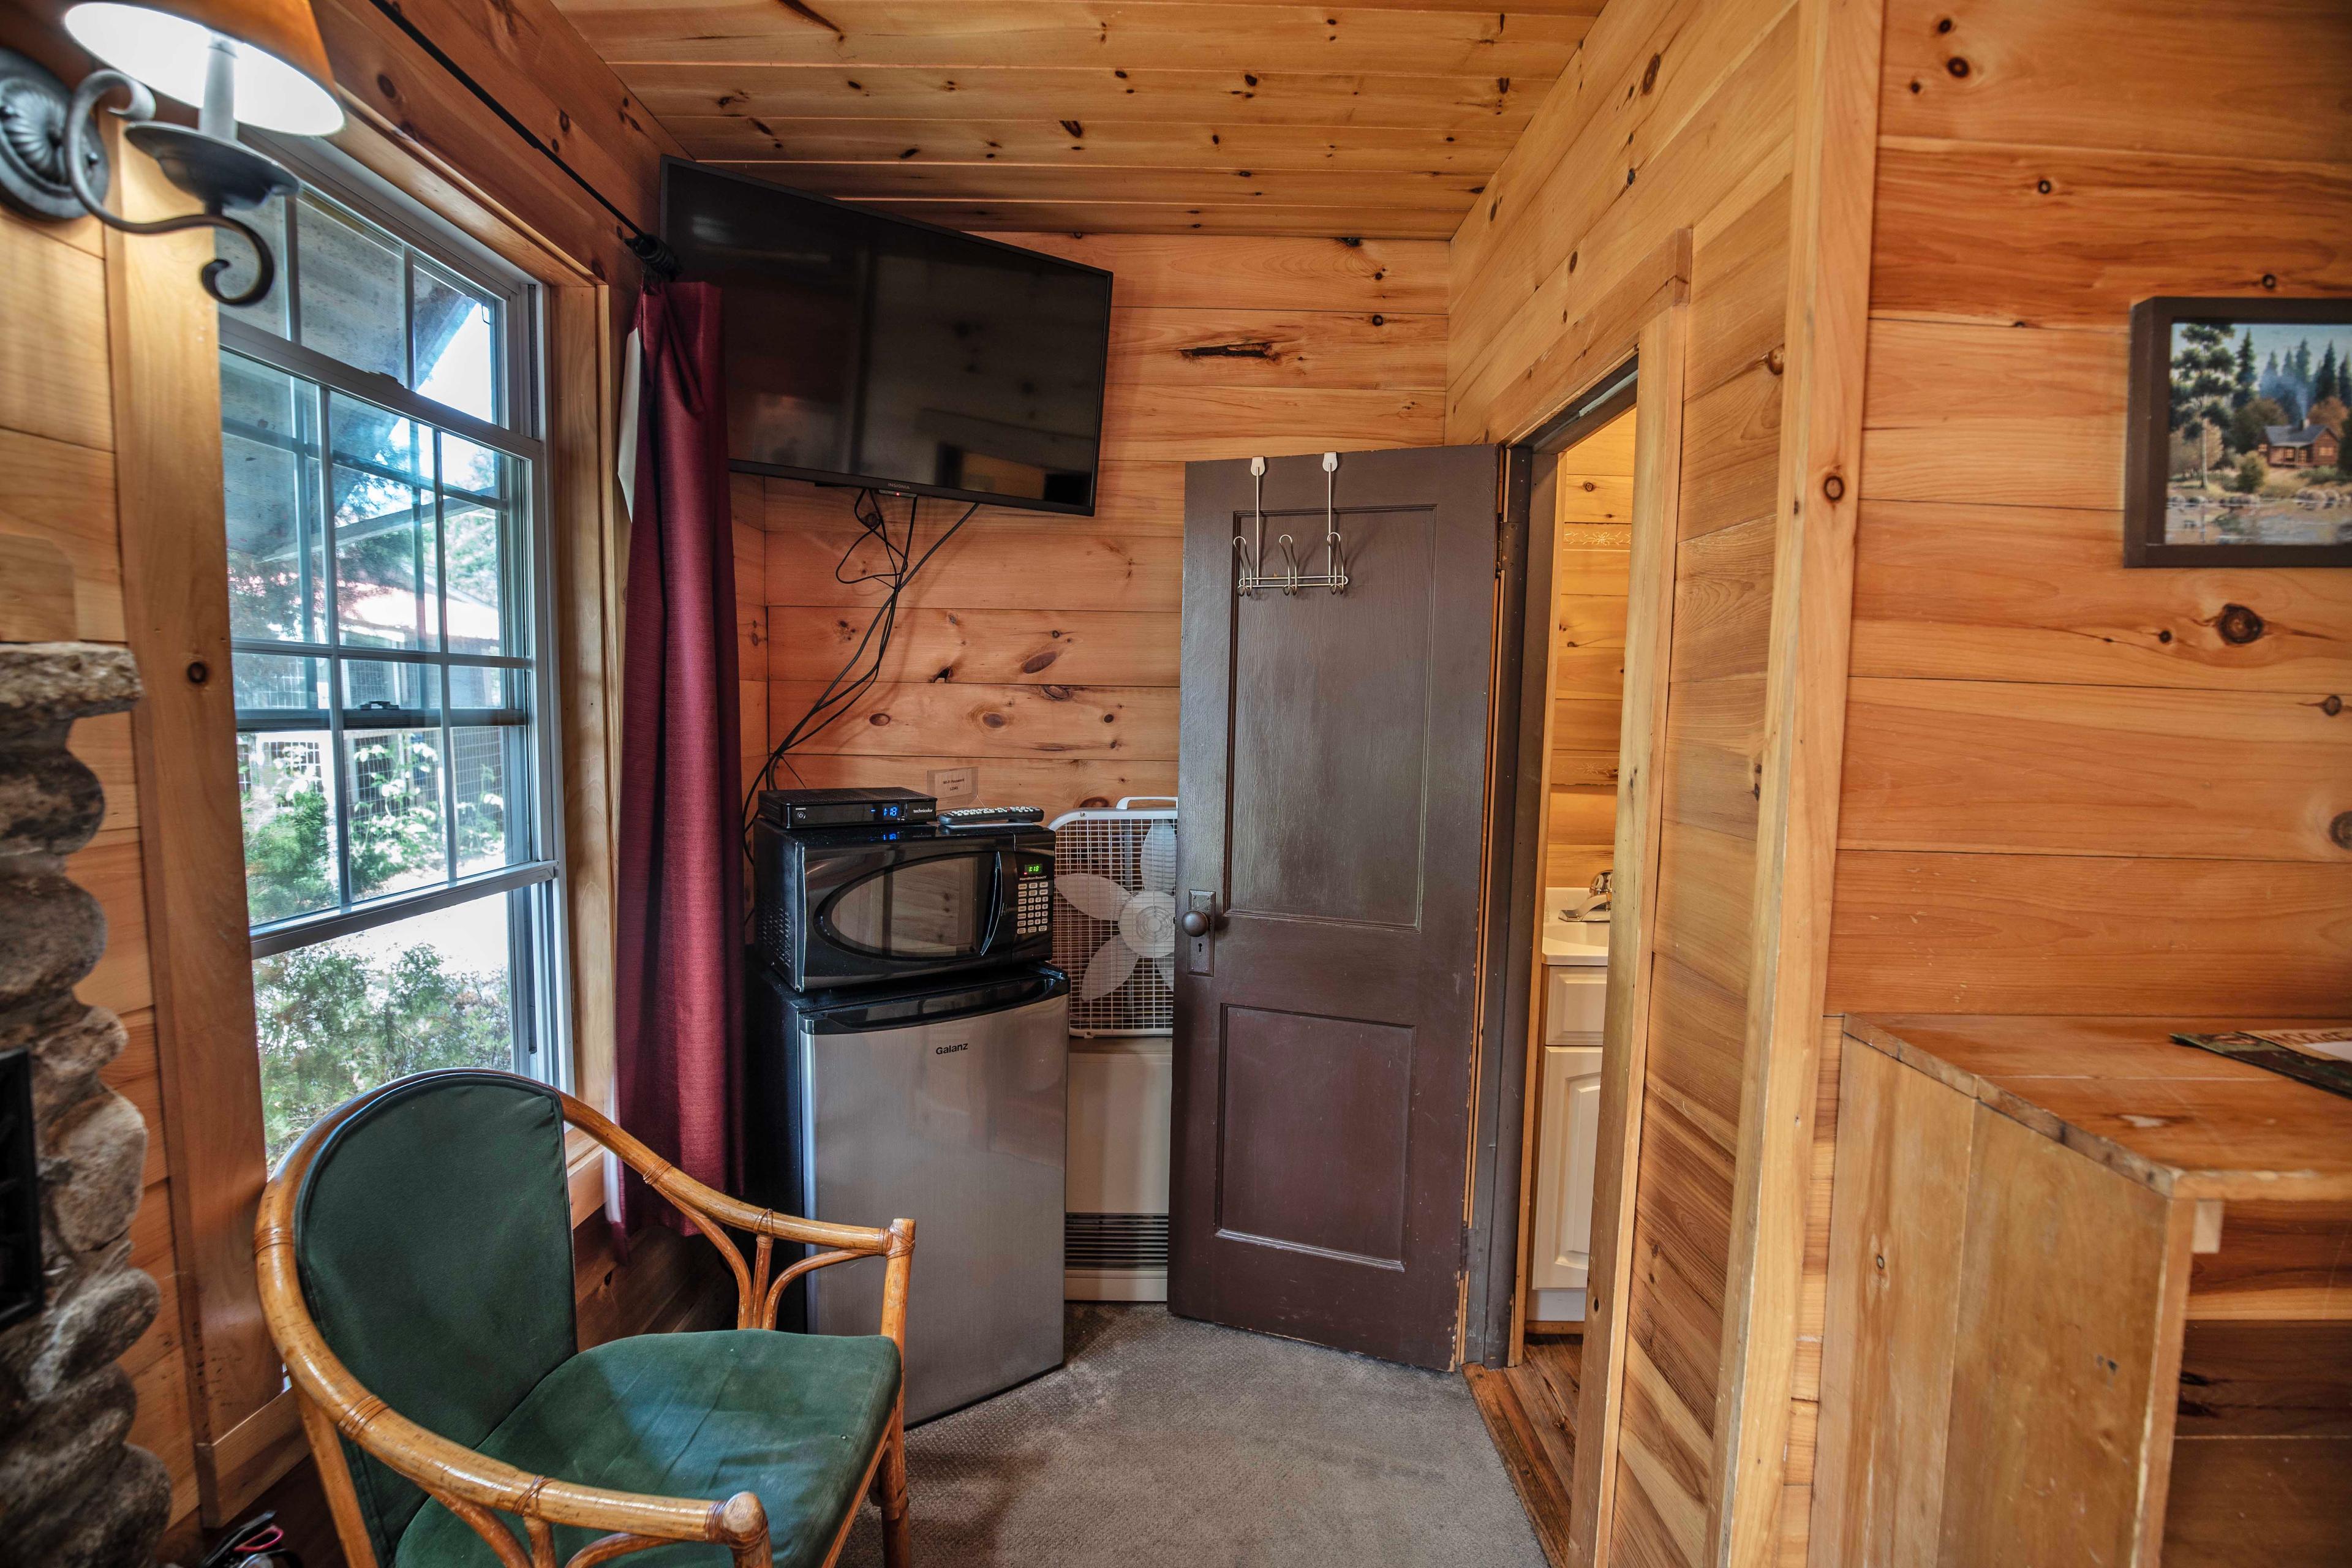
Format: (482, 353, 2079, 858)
(554, 0, 1601, 236)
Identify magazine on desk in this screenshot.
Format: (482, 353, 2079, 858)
(2171, 1028, 2352, 1100)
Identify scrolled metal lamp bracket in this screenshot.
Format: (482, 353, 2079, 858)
(0, 43, 293, 307)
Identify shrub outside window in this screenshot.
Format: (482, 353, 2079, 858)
(218, 157, 567, 1164)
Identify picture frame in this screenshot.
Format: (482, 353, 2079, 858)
(2125, 296, 2352, 568)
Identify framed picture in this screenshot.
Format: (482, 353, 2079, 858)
(2125, 296, 2352, 567)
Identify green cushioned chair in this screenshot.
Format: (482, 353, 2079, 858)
(255, 1069, 915, 1568)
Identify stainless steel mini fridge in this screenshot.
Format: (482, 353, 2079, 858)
(747, 964, 1069, 1422)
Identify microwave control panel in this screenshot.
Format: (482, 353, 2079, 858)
(1014, 854, 1054, 937)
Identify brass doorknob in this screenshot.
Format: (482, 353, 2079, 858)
(1180, 909, 1211, 938)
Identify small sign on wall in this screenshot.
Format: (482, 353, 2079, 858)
(2125, 296, 2352, 568)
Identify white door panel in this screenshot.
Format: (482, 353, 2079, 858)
(1529, 1042, 1604, 1304)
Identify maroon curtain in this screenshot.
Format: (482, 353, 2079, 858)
(614, 281, 742, 1231)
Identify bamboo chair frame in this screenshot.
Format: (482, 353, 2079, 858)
(254, 1071, 916, 1568)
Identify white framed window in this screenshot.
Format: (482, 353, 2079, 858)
(216, 147, 569, 1163)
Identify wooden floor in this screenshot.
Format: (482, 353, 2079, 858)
(1464, 1334, 1582, 1568)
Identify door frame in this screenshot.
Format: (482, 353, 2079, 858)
(1463, 293, 1692, 1552)
(1463, 360, 1637, 1365)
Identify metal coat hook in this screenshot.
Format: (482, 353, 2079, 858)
(1235, 451, 1350, 598)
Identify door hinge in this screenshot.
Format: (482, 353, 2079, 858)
(1494, 514, 1509, 579)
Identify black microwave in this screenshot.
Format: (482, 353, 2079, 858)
(753, 816, 1056, 991)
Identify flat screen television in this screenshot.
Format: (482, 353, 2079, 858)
(660, 159, 1115, 516)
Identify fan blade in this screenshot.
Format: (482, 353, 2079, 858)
(1153, 956, 1175, 992)
(1079, 938, 1140, 1001)
(1140, 820, 1177, 894)
(1058, 871, 1132, 922)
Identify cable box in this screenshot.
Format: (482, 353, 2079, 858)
(758, 787, 937, 831)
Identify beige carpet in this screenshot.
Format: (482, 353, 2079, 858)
(839, 1304, 1545, 1567)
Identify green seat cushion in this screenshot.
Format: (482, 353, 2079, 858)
(393, 1329, 901, 1568)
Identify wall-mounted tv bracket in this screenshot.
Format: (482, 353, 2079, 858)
(1235, 451, 1351, 598)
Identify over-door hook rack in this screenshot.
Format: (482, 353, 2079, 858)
(1235, 452, 1350, 598)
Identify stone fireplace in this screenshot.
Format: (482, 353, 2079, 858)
(0, 642, 170, 1564)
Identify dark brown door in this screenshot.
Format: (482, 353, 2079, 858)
(1170, 443, 1517, 1371)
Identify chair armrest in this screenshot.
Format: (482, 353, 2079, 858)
(560, 1093, 914, 1340)
(564, 1096, 897, 1252)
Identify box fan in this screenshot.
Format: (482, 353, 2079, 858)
(1050, 798, 1175, 1302)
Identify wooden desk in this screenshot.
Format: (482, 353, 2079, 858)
(1811, 1014, 2352, 1568)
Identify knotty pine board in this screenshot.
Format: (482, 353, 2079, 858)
(1659, 672, 1765, 842)
(1666, 513, 1775, 682)
(1830, 0, 2352, 1033)
(1442, 2, 1800, 1550)
(1446, 0, 1790, 351)
(1879, 0, 2352, 166)
(769, 606, 1182, 688)
(1683, 171, 1792, 401)
(766, 525, 1187, 613)
(1104, 307, 1449, 393)
(684, 117, 1523, 173)
(749, 230, 1444, 818)
(1643, 952, 1746, 1157)
(1825, 852, 2352, 1017)
(558, 1, 1592, 235)
(1840, 677, 2352, 862)
(0, 216, 113, 453)
(1860, 317, 2128, 511)
(1674, 359, 1782, 538)
(1002, 233, 1450, 314)
(715, 162, 1490, 211)
(2185, 1202, 2352, 1325)
(567, 1, 1591, 77)
(1849, 497, 2352, 694)
(1545, 407, 1636, 895)
(1871, 141, 2352, 329)
(632, 65, 1532, 145)
(1652, 820, 1758, 1004)
(766, 679, 1178, 760)
(1446, 0, 1798, 432)
(0, 426, 124, 642)
(1613, 1272, 1720, 1559)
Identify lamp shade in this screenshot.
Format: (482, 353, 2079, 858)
(66, 0, 341, 135)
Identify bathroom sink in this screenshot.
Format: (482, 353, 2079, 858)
(1542, 918, 1610, 967)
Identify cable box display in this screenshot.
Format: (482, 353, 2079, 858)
(758, 786, 937, 832)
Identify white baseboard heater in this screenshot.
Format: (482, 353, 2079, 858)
(1065, 1039, 1171, 1302)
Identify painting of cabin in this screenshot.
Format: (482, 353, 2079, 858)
(2165, 316, 2352, 548)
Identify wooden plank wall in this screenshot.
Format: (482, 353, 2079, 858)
(0, 62, 202, 1526)
(1825, 0, 2352, 1019)
(1550, 407, 1636, 892)
(1447, 0, 1801, 1559)
(0, 0, 709, 1553)
(1439, 0, 1806, 1561)
(742, 233, 1448, 816)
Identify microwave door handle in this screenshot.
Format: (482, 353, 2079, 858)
(979, 852, 1006, 953)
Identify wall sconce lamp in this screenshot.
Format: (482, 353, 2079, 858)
(0, 0, 342, 306)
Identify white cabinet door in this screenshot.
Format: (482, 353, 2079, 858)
(1545, 967, 1607, 1041)
(1529, 1043, 1604, 1297)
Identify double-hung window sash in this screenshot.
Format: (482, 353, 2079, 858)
(218, 167, 566, 1161)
